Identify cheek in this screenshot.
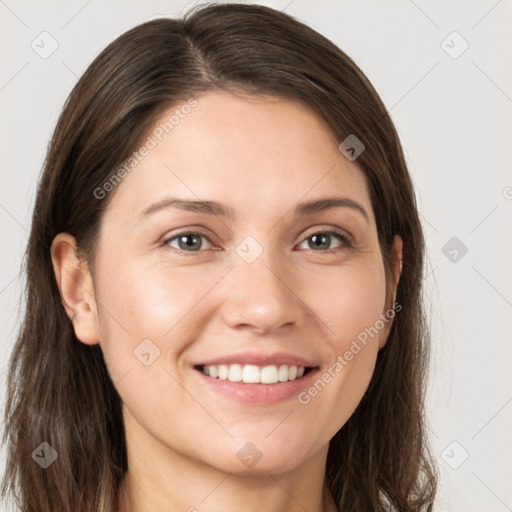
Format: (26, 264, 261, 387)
(120, 263, 229, 333)
(92, 258, 223, 430)
(296, 258, 387, 432)
(92, 255, 224, 373)
(306, 256, 388, 349)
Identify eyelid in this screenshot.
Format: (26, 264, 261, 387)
(296, 226, 354, 252)
(300, 225, 353, 245)
(162, 225, 354, 253)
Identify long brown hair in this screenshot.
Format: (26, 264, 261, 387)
(1, 3, 437, 510)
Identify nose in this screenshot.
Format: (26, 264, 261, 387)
(219, 251, 306, 335)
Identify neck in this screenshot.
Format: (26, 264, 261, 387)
(117, 413, 338, 512)
(118, 470, 338, 512)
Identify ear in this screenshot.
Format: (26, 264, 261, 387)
(378, 235, 403, 349)
(50, 233, 100, 345)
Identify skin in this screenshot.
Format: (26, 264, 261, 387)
(51, 91, 402, 512)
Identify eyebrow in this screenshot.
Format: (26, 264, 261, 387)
(139, 196, 369, 223)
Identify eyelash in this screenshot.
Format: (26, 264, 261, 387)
(162, 227, 353, 255)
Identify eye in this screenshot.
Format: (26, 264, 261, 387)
(164, 230, 214, 252)
(297, 228, 352, 253)
(163, 227, 352, 254)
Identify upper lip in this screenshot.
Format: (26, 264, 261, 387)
(194, 351, 318, 368)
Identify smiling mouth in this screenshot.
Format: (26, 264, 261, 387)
(194, 363, 314, 384)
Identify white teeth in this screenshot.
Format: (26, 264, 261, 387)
(242, 364, 260, 383)
(200, 363, 307, 384)
(278, 365, 288, 382)
(228, 364, 243, 382)
(261, 365, 278, 384)
(218, 364, 229, 380)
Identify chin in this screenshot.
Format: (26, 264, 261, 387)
(196, 432, 323, 477)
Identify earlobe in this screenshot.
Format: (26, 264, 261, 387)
(378, 235, 403, 349)
(50, 233, 100, 345)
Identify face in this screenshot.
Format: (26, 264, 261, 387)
(63, 91, 400, 476)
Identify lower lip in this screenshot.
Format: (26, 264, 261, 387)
(194, 368, 318, 404)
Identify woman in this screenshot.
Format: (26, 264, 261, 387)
(1, 3, 437, 511)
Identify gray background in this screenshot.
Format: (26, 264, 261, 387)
(1, 0, 511, 510)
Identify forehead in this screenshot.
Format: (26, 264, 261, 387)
(103, 91, 373, 223)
